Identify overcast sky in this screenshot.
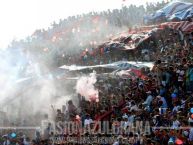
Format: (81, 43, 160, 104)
(0, 0, 163, 49)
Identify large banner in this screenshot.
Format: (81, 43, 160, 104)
(145, 1, 193, 24)
(59, 61, 153, 71)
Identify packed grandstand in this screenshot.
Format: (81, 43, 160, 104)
(0, 0, 193, 145)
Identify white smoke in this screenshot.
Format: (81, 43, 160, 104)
(0, 10, 129, 125)
(76, 72, 99, 102)
(0, 48, 76, 125)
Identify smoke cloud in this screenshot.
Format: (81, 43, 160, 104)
(0, 11, 129, 126)
(76, 72, 99, 102)
(0, 49, 77, 125)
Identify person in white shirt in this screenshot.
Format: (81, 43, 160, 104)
(176, 68, 185, 82)
(172, 116, 180, 129)
(122, 114, 129, 131)
(176, 66, 185, 89)
(84, 114, 93, 127)
(172, 103, 180, 113)
(130, 101, 138, 111)
(143, 91, 153, 107)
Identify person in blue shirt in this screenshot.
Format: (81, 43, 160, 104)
(157, 95, 168, 109)
(143, 91, 153, 112)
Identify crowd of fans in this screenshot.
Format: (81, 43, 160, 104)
(8, 26, 190, 145)
(7, 1, 169, 71)
(52, 27, 193, 145)
(1, 27, 193, 145)
(1, 18, 193, 145)
(1, 1, 193, 145)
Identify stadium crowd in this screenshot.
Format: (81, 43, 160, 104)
(1, 1, 193, 145)
(2, 17, 193, 145)
(7, 1, 169, 71)
(46, 27, 193, 145)
(2, 24, 192, 145)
